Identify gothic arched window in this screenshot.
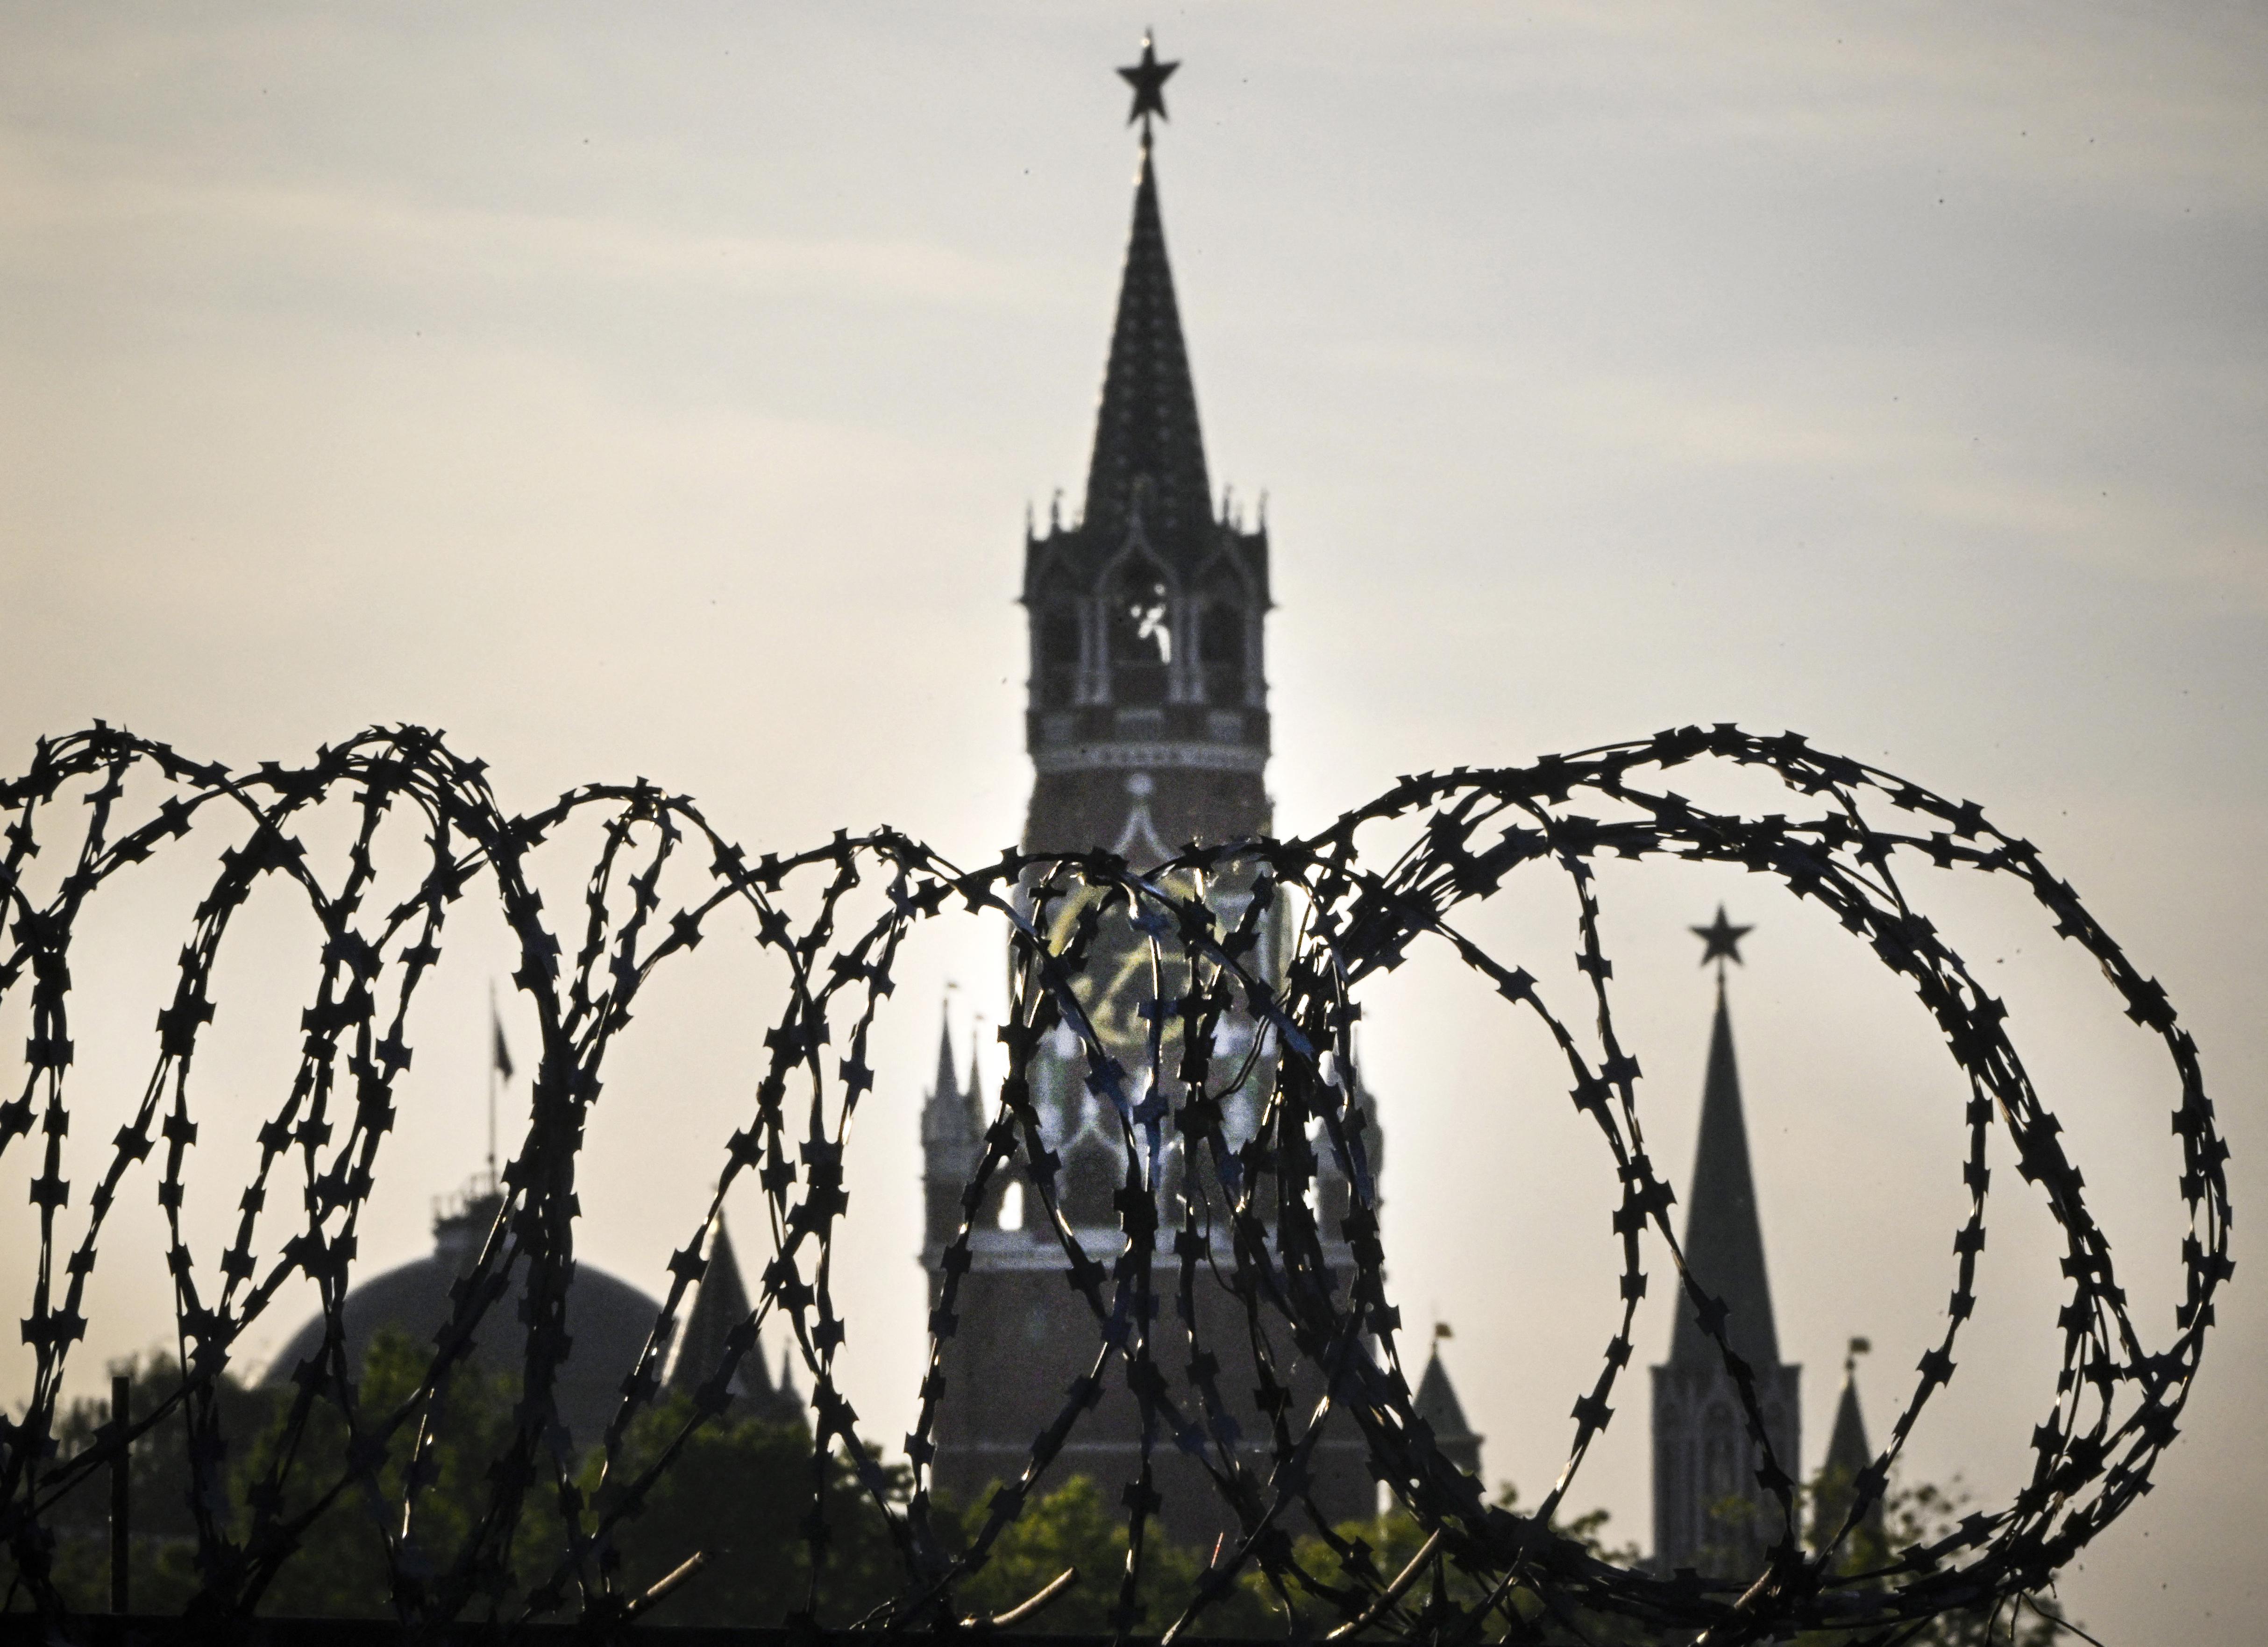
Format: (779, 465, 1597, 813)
(1107, 558, 1173, 706)
(1702, 1402, 1740, 1505)
(1031, 560, 1084, 709)
(1199, 600, 1247, 705)
(1036, 602, 1081, 708)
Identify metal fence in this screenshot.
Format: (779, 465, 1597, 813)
(0, 724, 2227, 1642)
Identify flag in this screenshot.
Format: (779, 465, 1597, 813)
(492, 1013, 514, 1081)
(1434, 1321, 1453, 1341)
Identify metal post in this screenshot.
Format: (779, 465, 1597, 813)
(108, 1372, 129, 1614)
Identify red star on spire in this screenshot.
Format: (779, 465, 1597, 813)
(1692, 905, 1753, 972)
(1117, 31, 1179, 129)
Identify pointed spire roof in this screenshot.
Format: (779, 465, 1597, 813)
(922, 1015, 978, 1149)
(1081, 136, 1214, 562)
(934, 1017, 960, 1106)
(1811, 1345, 1885, 1548)
(1823, 1369, 1870, 1480)
(1670, 980, 1783, 1370)
(1414, 1342, 1483, 1476)
(667, 1210, 775, 1404)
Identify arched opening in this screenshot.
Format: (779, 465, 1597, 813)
(1108, 559, 1173, 706)
(1036, 603, 1081, 708)
(1199, 600, 1247, 705)
(1670, 1435, 1695, 1555)
(1060, 1136, 1122, 1225)
(1702, 1403, 1739, 1503)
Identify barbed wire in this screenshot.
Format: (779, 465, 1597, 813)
(0, 723, 2227, 1641)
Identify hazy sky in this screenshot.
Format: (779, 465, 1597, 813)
(3, 5, 2263, 1639)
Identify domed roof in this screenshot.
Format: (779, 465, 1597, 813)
(263, 1184, 668, 1452)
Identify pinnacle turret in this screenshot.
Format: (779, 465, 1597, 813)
(922, 1018, 963, 1139)
(666, 1210, 798, 1424)
(1811, 1340, 1884, 1550)
(1413, 1336, 1482, 1479)
(921, 1012, 984, 1252)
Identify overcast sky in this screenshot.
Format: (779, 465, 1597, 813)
(3, 5, 2263, 1639)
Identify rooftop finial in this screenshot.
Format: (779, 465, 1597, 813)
(487, 979, 513, 1193)
(1691, 903, 1753, 987)
(1117, 30, 1178, 138)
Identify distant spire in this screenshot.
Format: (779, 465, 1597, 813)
(666, 1210, 773, 1406)
(1811, 1338, 1884, 1549)
(935, 1017, 960, 1109)
(1823, 1363, 1871, 1480)
(1082, 109, 1213, 561)
(923, 1014, 980, 1143)
(1669, 973, 1782, 1371)
(923, 1007, 984, 1249)
(1413, 1335, 1482, 1479)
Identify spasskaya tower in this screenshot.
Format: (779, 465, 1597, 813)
(915, 36, 1422, 1543)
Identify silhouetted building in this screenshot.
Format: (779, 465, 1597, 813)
(1650, 968, 1802, 1579)
(918, 48, 1463, 1542)
(664, 1209, 803, 1427)
(264, 1182, 666, 1451)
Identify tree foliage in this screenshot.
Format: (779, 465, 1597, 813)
(1798, 1464, 2072, 1647)
(11, 1342, 2079, 1644)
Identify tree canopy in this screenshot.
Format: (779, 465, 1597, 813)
(12, 1338, 2074, 1643)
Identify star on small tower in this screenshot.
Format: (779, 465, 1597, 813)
(1117, 31, 1179, 133)
(1692, 905, 1752, 980)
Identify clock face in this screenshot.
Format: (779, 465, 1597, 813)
(1024, 867, 1286, 1224)
(1036, 868, 1273, 1105)
(1041, 875, 1192, 1062)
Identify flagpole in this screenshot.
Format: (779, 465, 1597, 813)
(487, 980, 499, 1191)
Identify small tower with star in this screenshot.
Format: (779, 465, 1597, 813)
(1650, 908, 1802, 1580)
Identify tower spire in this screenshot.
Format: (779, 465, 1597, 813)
(1670, 952, 1780, 1370)
(1083, 57, 1212, 561)
(932, 1014, 960, 1111)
